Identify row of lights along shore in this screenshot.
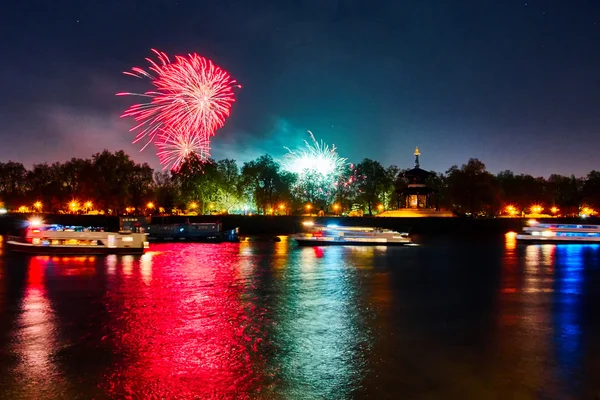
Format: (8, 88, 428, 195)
(2, 200, 388, 215)
(6, 201, 594, 217)
(503, 205, 596, 217)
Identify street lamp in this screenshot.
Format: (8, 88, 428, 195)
(530, 205, 543, 214)
(505, 205, 519, 217)
(189, 202, 198, 210)
(333, 204, 340, 215)
(146, 202, 155, 210)
(69, 200, 79, 213)
(551, 206, 559, 215)
(84, 201, 93, 211)
(581, 207, 595, 216)
(377, 204, 384, 212)
(305, 204, 312, 215)
(33, 201, 42, 211)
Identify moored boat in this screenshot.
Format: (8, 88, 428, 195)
(516, 220, 600, 243)
(292, 223, 412, 246)
(6, 221, 148, 255)
(147, 222, 239, 242)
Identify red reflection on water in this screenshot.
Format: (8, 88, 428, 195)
(12, 257, 64, 396)
(33, 256, 96, 276)
(313, 247, 324, 258)
(500, 232, 521, 295)
(102, 243, 263, 399)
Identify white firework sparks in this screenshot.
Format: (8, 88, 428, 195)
(282, 131, 347, 177)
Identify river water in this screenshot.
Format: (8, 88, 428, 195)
(0, 234, 599, 399)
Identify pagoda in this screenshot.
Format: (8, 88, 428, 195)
(397, 147, 438, 209)
(377, 147, 453, 217)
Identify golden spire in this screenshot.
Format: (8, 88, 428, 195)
(414, 146, 420, 168)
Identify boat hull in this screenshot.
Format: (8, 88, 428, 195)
(516, 235, 600, 244)
(147, 228, 239, 243)
(6, 241, 145, 255)
(293, 238, 410, 246)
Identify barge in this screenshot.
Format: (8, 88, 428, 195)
(147, 222, 239, 242)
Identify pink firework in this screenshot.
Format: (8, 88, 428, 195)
(118, 49, 240, 149)
(156, 128, 211, 171)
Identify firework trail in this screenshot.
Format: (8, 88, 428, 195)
(156, 128, 210, 171)
(117, 49, 240, 166)
(282, 131, 347, 177)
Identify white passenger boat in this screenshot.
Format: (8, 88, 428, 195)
(292, 223, 412, 246)
(6, 221, 149, 255)
(516, 220, 600, 243)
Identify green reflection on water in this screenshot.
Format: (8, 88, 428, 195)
(267, 245, 368, 399)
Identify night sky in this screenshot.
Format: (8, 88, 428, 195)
(2, 1, 600, 177)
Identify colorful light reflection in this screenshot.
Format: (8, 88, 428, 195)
(102, 243, 262, 398)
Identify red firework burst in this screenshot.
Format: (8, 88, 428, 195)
(117, 49, 240, 151)
(156, 128, 210, 171)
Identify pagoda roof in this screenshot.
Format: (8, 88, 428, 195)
(403, 167, 434, 178)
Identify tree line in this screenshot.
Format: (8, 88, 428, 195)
(0, 150, 599, 216)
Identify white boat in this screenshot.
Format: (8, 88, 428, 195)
(516, 220, 600, 243)
(6, 222, 149, 255)
(292, 223, 412, 246)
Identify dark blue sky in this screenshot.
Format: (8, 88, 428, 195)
(1, 0, 599, 176)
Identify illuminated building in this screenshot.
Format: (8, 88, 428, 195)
(397, 147, 438, 210)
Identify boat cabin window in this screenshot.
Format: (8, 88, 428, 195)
(540, 224, 599, 230)
(28, 225, 105, 233)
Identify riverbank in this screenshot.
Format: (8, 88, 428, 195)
(0, 213, 593, 236)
